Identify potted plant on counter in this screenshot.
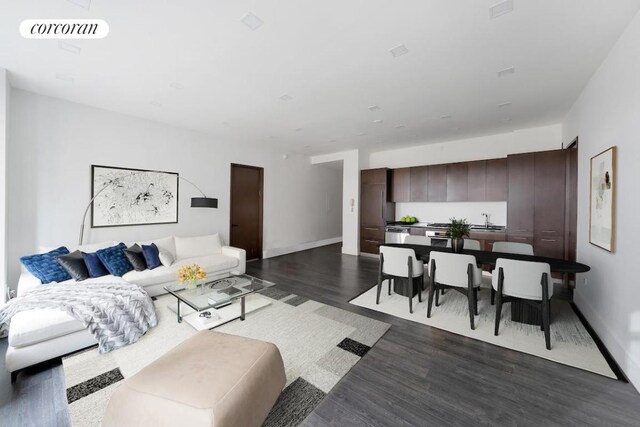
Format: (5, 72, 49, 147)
(448, 217, 470, 253)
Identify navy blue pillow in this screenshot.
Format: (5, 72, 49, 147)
(96, 243, 134, 277)
(20, 247, 72, 284)
(141, 243, 161, 269)
(82, 251, 110, 278)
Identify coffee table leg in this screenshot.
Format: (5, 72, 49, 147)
(240, 296, 246, 321)
(177, 299, 182, 323)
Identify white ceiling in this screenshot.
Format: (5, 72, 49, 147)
(2, 0, 640, 155)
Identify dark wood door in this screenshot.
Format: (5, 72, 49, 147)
(392, 168, 411, 202)
(361, 183, 386, 227)
(428, 165, 447, 202)
(230, 164, 263, 261)
(467, 160, 486, 201)
(507, 153, 535, 235)
(534, 150, 566, 237)
(486, 158, 508, 201)
(409, 166, 429, 202)
(447, 163, 468, 201)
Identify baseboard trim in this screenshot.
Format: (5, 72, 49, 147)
(263, 237, 342, 259)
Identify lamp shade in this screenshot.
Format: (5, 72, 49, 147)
(191, 197, 218, 208)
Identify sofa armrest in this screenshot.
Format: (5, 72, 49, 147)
(221, 246, 246, 274)
(17, 272, 43, 297)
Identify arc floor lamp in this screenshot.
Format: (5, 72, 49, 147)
(78, 172, 217, 245)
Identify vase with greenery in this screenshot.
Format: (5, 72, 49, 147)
(448, 217, 470, 253)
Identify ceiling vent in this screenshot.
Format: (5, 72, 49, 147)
(489, 0, 514, 19)
(497, 66, 516, 77)
(279, 94, 293, 101)
(169, 82, 184, 90)
(389, 44, 409, 58)
(240, 13, 264, 31)
(373, 119, 383, 124)
(498, 101, 512, 108)
(394, 124, 405, 129)
(368, 105, 381, 111)
(440, 114, 452, 119)
(66, 0, 91, 9)
(58, 41, 81, 55)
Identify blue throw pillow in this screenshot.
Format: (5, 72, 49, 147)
(20, 247, 72, 284)
(96, 243, 134, 277)
(141, 243, 161, 269)
(82, 251, 110, 278)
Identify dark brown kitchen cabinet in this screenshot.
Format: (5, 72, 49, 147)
(447, 163, 468, 201)
(428, 165, 447, 202)
(360, 169, 394, 254)
(391, 168, 411, 202)
(409, 166, 429, 202)
(534, 150, 566, 237)
(507, 153, 535, 235)
(534, 236, 565, 259)
(486, 158, 508, 201)
(467, 160, 486, 201)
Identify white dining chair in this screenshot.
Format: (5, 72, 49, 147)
(492, 258, 553, 350)
(427, 252, 482, 329)
(445, 238, 481, 251)
(492, 241, 534, 256)
(377, 246, 424, 313)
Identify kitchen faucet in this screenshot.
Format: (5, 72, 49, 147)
(481, 213, 490, 228)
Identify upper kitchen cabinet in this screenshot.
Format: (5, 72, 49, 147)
(361, 167, 389, 185)
(507, 153, 535, 235)
(391, 168, 411, 202)
(447, 163, 468, 201)
(485, 158, 508, 201)
(409, 166, 429, 202)
(428, 165, 447, 202)
(467, 160, 486, 201)
(534, 150, 566, 237)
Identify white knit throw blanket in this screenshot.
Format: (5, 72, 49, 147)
(0, 282, 158, 353)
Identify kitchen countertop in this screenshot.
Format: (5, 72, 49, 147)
(386, 222, 506, 232)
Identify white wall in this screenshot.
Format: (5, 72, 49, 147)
(6, 89, 342, 285)
(396, 202, 507, 227)
(0, 69, 8, 303)
(311, 150, 360, 255)
(562, 10, 640, 391)
(366, 124, 562, 169)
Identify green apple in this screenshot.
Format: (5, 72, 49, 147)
(411, 216, 417, 223)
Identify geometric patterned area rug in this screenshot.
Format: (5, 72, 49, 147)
(63, 289, 390, 427)
(350, 283, 616, 379)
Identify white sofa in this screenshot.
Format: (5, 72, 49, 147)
(7, 233, 246, 381)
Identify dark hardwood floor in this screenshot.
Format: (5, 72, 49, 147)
(2, 243, 639, 426)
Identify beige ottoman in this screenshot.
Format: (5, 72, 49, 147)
(103, 330, 286, 427)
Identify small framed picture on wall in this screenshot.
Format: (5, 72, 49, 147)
(589, 146, 616, 252)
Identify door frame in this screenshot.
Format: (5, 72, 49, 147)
(229, 163, 264, 260)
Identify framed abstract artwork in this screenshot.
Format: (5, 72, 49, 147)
(589, 146, 616, 252)
(91, 165, 179, 228)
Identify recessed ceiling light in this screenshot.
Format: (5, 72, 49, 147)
(55, 73, 74, 83)
(169, 82, 184, 90)
(58, 41, 81, 55)
(395, 124, 405, 129)
(294, 128, 303, 132)
(368, 105, 381, 111)
(304, 145, 310, 148)
(489, 0, 514, 19)
(498, 101, 512, 108)
(502, 117, 512, 122)
(66, 0, 91, 9)
(240, 12, 264, 31)
(440, 114, 452, 119)
(358, 132, 367, 136)
(389, 44, 409, 58)
(328, 139, 336, 143)
(150, 101, 162, 107)
(373, 119, 383, 124)
(497, 66, 516, 77)
(279, 94, 293, 101)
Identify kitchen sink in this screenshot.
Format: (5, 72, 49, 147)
(470, 225, 506, 231)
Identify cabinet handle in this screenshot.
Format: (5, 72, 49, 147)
(541, 239, 557, 242)
(541, 230, 557, 234)
(365, 239, 379, 244)
(516, 229, 529, 232)
(512, 237, 528, 241)
(365, 227, 379, 231)
(381, 191, 384, 221)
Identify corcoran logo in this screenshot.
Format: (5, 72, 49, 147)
(20, 19, 109, 39)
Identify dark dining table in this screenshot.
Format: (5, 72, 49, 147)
(384, 243, 590, 324)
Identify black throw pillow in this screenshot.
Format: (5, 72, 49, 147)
(124, 244, 148, 271)
(56, 250, 90, 281)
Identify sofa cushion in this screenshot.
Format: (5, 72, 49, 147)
(159, 250, 174, 267)
(20, 247, 72, 284)
(9, 308, 85, 348)
(124, 244, 147, 271)
(174, 234, 223, 260)
(56, 250, 90, 281)
(136, 236, 176, 259)
(97, 243, 134, 277)
(122, 254, 239, 287)
(82, 251, 110, 278)
(141, 243, 161, 269)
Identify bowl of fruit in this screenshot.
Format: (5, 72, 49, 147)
(400, 216, 418, 224)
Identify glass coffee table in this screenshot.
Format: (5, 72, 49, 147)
(164, 273, 275, 329)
